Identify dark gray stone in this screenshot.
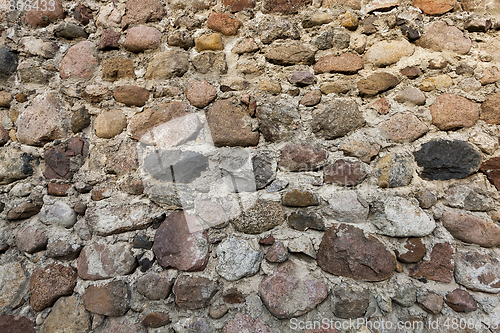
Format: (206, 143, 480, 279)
(287, 211, 326, 231)
(144, 150, 208, 183)
(414, 140, 481, 181)
(55, 23, 89, 39)
(312, 30, 350, 50)
(252, 150, 277, 190)
(332, 284, 370, 319)
(0, 46, 18, 78)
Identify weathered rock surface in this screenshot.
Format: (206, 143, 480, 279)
(327, 191, 369, 223)
(364, 40, 414, 67)
(324, 159, 367, 186)
(445, 289, 477, 312)
(137, 272, 173, 300)
(0, 262, 29, 313)
(39, 201, 77, 228)
(173, 275, 218, 309)
(30, 263, 77, 311)
(216, 237, 263, 281)
(60, 41, 98, 79)
(223, 315, 276, 333)
(358, 72, 399, 96)
(409, 243, 454, 283)
(317, 224, 396, 281)
(0, 148, 34, 185)
(454, 250, 500, 293)
(430, 94, 479, 130)
(416, 21, 471, 55)
(39, 296, 91, 333)
(379, 113, 428, 143)
(77, 243, 137, 280)
(231, 200, 285, 234)
(374, 153, 414, 188)
(145, 51, 189, 79)
(259, 261, 327, 318)
(332, 284, 370, 319)
(313, 53, 363, 74)
(311, 100, 365, 139)
(82, 281, 131, 316)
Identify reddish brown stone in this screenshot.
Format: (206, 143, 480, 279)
(120, 178, 144, 195)
(90, 187, 112, 201)
(442, 211, 500, 247)
(412, 0, 456, 15)
(396, 238, 426, 263)
(324, 160, 366, 186)
(60, 41, 98, 79)
(137, 272, 173, 300)
(445, 289, 477, 312)
(6, 202, 41, 220)
(16, 226, 48, 254)
(123, 26, 162, 53)
(206, 98, 259, 147)
(300, 90, 321, 107)
(317, 224, 396, 281)
(77, 243, 137, 280)
(129, 101, 190, 140)
(313, 53, 363, 74)
(400, 66, 422, 79)
(279, 144, 327, 172)
(173, 275, 218, 309)
(0, 315, 35, 333)
(207, 13, 243, 36)
(418, 293, 443, 314)
(430, 94, 479, 130)
(480, 157, 500, 190)
(74, 2, 93, 25)
(358, 72, 399, 96)
(481, 92, 500, 125)
(48, 183, 71, 196)
(259, 235, 275, 245)
(379, 113, 429, 143)
(153, 211, 209, 271)
(99, 30, 121, 50)
(223, 288, 246, 304)
(102, 58, 136, 81)
(264, 0, 312, 13)
(113, 86, 149, 107)
(82, 281, 130, 316)
(223, 0, 256, 11)
(142, 312, 170, 328)
(185, 80, 217, 108)
(44, 138, 84, 180)
(23, 0, 65, 27)
(416, 21, 471, 55)
(30, 263, 77, 311)
(370, 97, 390, 114)
(409, 243, 454, 282)
(481, 67, 500, 85)
(122, 0, 166, 28)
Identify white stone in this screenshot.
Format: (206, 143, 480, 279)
(364, 40, 414, 67)
(216, 237, 263, 281)
(19, 37, 58, 58)
(469, 130, 498, 155)
(39, 201, 77, 228)
(455, 250, 500, 294)
(287, 236, 316, 259)
(326, 191, 369, 223)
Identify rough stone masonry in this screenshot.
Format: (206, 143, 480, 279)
(1, 0, 500, 332)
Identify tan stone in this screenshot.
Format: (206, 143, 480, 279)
(195, 33, 224, 52)
(420, 74, 453, 91)
(94, 110, 127, 139)
(364, 40, 414, 67)
(430, 94, 478, 130)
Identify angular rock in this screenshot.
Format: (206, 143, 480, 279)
(395, 87, 426, 105)
(414, 140, 481, 181)
(0, 315, 35, 333)
(252, 150, 277, 190)
(232, 37, 259, 53)
(365, 40, 414, 67)
(94, 110, 127, 139)
(416, 21, 471, 55)
(442, 211, 500, 247)
(358, 72, 399, 96)
(480, 92, 500, 125)
(223, 315, 275, 333)
(480, 67, 500, 85)
(446, 185, 494, 211)
(82, 281, 131, 316)
(30, 263, 77, 311)
(192, 52, 227, 74)
(39, 201, 77, 228)
(409, 243, 454, 283)
(288, 236, 316, 259)
(17, 94, 70, 146)
(416, 189, 437, 209)
(261, 19, 300, 44)
(0, 262, 29, 312)
(430, 94, 478, 130)
(327, 192, 369, 223)
(6, 202, 41, 220)
(23, 0, 65, 27)
(145, 51, 189, 79)
(48, 182, 71, 196)
(455, 250, 500, 293)
(0, 46, 18, 78)
(137, 272, 173, 300)
(173, 275, 218, 309)
(318, 224, 396, 281)
(340, 141, 380, 163)
(259, 261, 327, 318)
(265, 242, 289, 263)
(396, 238, 426, 263)
(332, 284, 370, 319)
(19, 37, 59, 58)
(207, 13, 242, 36)
(282, 189, 320, 207)
(379, 113, 428, 143)
(113, 86, 149, 107)
(60, 41, 98, 79)
(74, 3, 93, 25)
(207, 98, 259, 147)
(324, 160, 366, 186)
(287, 211, 325, 231)
(257, 102, 299, 142)
(45, 239, 82, 259)
(302, 13, 333, 28)
(312, 100, 365, 139)
(374, 153, 414, 188)
(413, 0, 456, 15)
(300, 90, 321, 106)
(418, 293, 443, 314)
(370, 196, 436, 237)
(16, 227, 48, 254)
(313, 53, 363, 74)
(153, 211, 209, 271)
(216, 237, 263, 281)
(264, 42, 315, 66)
(39, 296, 91, 333)
(102, 58, 136, 81)
(122, 0, 166, 28)
(185, 81, 217, 108)
(168, 31, 194, 50)
(77, 243, 136, 280)
(264, 0, 311, 13)
(123, 26, 162, 53)
(279, 144, 327, 171)
(224, 0, 256, 11)
(445, 289, 477, 312)
(0, 148, 34, 185)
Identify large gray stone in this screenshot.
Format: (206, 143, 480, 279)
(311, 100, 365, 139)
(216, 237, 263, 281)
(0, 148, 34, 185)
(39, 201, 77, 228)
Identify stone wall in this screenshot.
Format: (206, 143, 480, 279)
(1, 0, 500, 332)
